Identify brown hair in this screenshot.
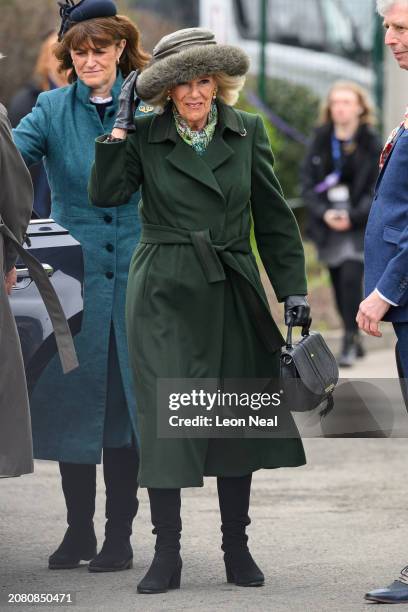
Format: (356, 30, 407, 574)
(54, 15, 150, 83)
(319, 80, 377, 127)
(33, 32, 69, 91)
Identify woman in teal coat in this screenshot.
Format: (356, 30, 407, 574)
(13, 0, 150, 573)
(90, 28, 311, 593)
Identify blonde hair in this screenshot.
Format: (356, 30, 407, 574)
(33, 32, 60, 91)
(319, 80, 377, 126)
(153, 73, 246, 112)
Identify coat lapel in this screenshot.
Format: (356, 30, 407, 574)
(375, 126, 404, 194)
(148, 102, 246, 200)
(166, 137, 226, 200)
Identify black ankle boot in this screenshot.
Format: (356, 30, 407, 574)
(137, 488, 182, 594)
(49, 525, 97, 570)
(88, 525, 133, 572)
(224, 551, 264, 586)
(218, 474, 264, 587)
(49, 463, 97, 569)
(338, 332, 358, 367)
(137, 552, 182, 594)
(89, 447, 139, 572)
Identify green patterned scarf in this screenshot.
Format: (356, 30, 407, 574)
(173, 102, 218, 156)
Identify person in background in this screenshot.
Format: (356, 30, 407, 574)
(301, 81, 382, 367)
(13, 0, 150, 574)
(8, 31, 68, 218)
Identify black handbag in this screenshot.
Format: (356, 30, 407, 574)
(280, 319, 339, 415)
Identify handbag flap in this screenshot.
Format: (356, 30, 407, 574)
(290, 332, 339, 396)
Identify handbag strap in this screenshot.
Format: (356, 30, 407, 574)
(285, 317, 313, 350)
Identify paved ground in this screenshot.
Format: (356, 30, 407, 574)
(1, 344, 408, 612)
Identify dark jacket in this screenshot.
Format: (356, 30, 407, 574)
(9, 81, 51, 218)
(301, 122, 382, 250)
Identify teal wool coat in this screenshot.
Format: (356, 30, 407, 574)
(13, 74, 147, 463)
(90, 102, 308, 487)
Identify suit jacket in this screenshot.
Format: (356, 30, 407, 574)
(0, 103, 34, 477)
(364, 127, 408, 322)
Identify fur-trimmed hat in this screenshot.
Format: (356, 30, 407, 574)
(136, 28, 250, 103)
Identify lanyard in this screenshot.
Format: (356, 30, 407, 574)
(331, 134, 343, 174)
(314, 133, 352, 194)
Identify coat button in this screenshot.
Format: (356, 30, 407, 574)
(108, 110, 115, 118)
(106, 271, 114, 279)
(106, 243, 114, 252)
(104, 214, 112, 224)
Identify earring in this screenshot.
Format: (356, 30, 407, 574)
(213, 89, 217, 99)
(166, 91, 171, 101)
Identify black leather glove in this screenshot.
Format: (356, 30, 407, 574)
(113, 70, 140, 132)
(284, 295, 311, 327)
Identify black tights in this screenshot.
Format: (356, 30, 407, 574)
(328, 260, 364, 334)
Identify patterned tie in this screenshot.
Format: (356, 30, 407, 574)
(379, 106, 408, 169)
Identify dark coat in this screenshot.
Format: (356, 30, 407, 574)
(0, 104, 34, 478)
(301, 123, 382, 251)
(90, 102, 308, 488)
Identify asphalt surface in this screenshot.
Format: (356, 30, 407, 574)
(1, 344, 408, 612)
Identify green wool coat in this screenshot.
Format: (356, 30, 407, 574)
(89, 101, 308, 488)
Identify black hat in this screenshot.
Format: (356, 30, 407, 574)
(57, 0, 117, 41)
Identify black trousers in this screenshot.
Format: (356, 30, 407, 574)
(328, 260, 364, 334)
(59, 446, 139, 530)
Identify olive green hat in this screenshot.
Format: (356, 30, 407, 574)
(136, 27, 250, 103)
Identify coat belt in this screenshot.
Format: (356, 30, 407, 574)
(140, 224, 283, 352)
(0, 223, 79, 374)
(141, 224, 251, 284)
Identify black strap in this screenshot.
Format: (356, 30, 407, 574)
(0, 223, 78, 374)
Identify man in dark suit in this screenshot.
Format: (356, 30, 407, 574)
(362, 0, 408, 604)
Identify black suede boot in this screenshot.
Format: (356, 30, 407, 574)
(49, 463, 97, 570)
(89, 446, 139, 572)
(218, 474, 264, 587)
(137, 488, 182, 594)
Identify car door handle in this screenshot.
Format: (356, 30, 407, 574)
(16, 264, 54, 279)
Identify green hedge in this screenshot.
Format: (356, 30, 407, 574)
(238, 77, 320, 200)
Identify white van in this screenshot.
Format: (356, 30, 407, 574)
(199, 0, 375, 96)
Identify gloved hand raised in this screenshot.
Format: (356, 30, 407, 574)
(284, 295, 311, 327)
(113, 70, 140, 132)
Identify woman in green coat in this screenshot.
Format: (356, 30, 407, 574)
(90, 28, 311, 594)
